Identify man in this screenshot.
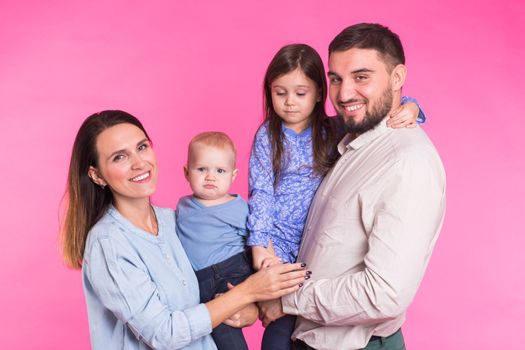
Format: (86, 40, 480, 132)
(260, 23, 446, 350)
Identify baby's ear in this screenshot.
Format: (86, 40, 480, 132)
(232, 169, 239, 181)
(183, 165, 189, 180)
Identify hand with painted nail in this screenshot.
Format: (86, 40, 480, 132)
(238, 262, 307, 302)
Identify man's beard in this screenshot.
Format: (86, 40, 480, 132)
(343, 88, 393, 134)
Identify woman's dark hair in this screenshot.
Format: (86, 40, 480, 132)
(61, 110, 151, 269)
(262, 44, 337, 185)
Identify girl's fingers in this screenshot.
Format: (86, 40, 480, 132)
(389, 106, 402, 117)
(390, 118, 410, 129)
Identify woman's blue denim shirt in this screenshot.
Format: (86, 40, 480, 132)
(82, 205, 217, 350)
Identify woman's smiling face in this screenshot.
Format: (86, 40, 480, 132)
(89, 123, 158, 206)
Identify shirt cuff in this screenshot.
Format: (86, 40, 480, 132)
(400, 95, 426, 124)
(282, 292, 299, 316)
(183, 303, 213, 341)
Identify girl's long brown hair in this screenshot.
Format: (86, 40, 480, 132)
(61, 110, 151, 269)
(262, 44, 339, 186)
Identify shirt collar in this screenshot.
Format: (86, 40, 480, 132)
(282, 124, 312, 138)
(337, 116, 391, 155)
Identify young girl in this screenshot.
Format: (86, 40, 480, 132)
(246, 44, 425, 350)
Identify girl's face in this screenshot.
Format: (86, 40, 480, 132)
(88, 123, 158, 208)
(270, 68, 320, 133)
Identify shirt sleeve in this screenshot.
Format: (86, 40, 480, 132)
(246, 125, 275, 248)
(401, 95, 426, 124)
(283, 151, 445, 326)
(85, 237, 212, 349)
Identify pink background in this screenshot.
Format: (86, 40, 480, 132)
(1, 0, 524, 349)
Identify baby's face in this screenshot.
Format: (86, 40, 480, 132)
(184, 143, 238, 205)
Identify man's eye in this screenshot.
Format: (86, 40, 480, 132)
(356, 75, 368, 81)
(138, 142, 149, 151)
(330, 77, 341, 84)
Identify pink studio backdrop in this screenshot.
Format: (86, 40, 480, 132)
(1, 0, 523, 349)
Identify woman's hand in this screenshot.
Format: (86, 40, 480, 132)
(387, 102, 419, 128)
(205, 263, 307, 328)
(223, 303, 259, 328)
(239, 262, 308, 303)
(221, 283, 258, 328)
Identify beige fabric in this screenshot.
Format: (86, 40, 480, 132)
(282, 118, 446, 350)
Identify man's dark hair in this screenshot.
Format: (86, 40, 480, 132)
(329, 23, 405, 71)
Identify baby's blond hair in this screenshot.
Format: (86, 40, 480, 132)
(187, 131, 237, 165)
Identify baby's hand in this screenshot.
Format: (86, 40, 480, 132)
(387, 102, 419, 129)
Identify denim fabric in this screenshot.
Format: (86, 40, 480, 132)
(261, 314, 296, 350)
(195, 250, 254, 350)
(83, 206, 216, 350)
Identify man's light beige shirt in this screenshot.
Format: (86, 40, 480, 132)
(282, 119, 446, 350)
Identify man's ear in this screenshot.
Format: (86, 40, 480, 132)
(88, 166, 107, 187)
(391, 64, 407, 92)
(232, 168, 239, 181)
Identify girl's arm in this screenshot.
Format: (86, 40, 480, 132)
(387, 96, 427, 128)
(247, 125, 280, 270)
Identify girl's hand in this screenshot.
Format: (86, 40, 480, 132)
(239, 262, 308, 302)
(222, 284, 258, 328)
(252, 245, 278, 270)
(260, 256, 282, 269)
(387, 102, 419, 129)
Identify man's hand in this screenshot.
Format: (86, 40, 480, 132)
(258, 298, 285, 327)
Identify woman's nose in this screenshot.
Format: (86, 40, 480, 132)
(131, 154, 146, 169)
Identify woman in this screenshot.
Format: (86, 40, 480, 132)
(61, 110, 308, 350)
